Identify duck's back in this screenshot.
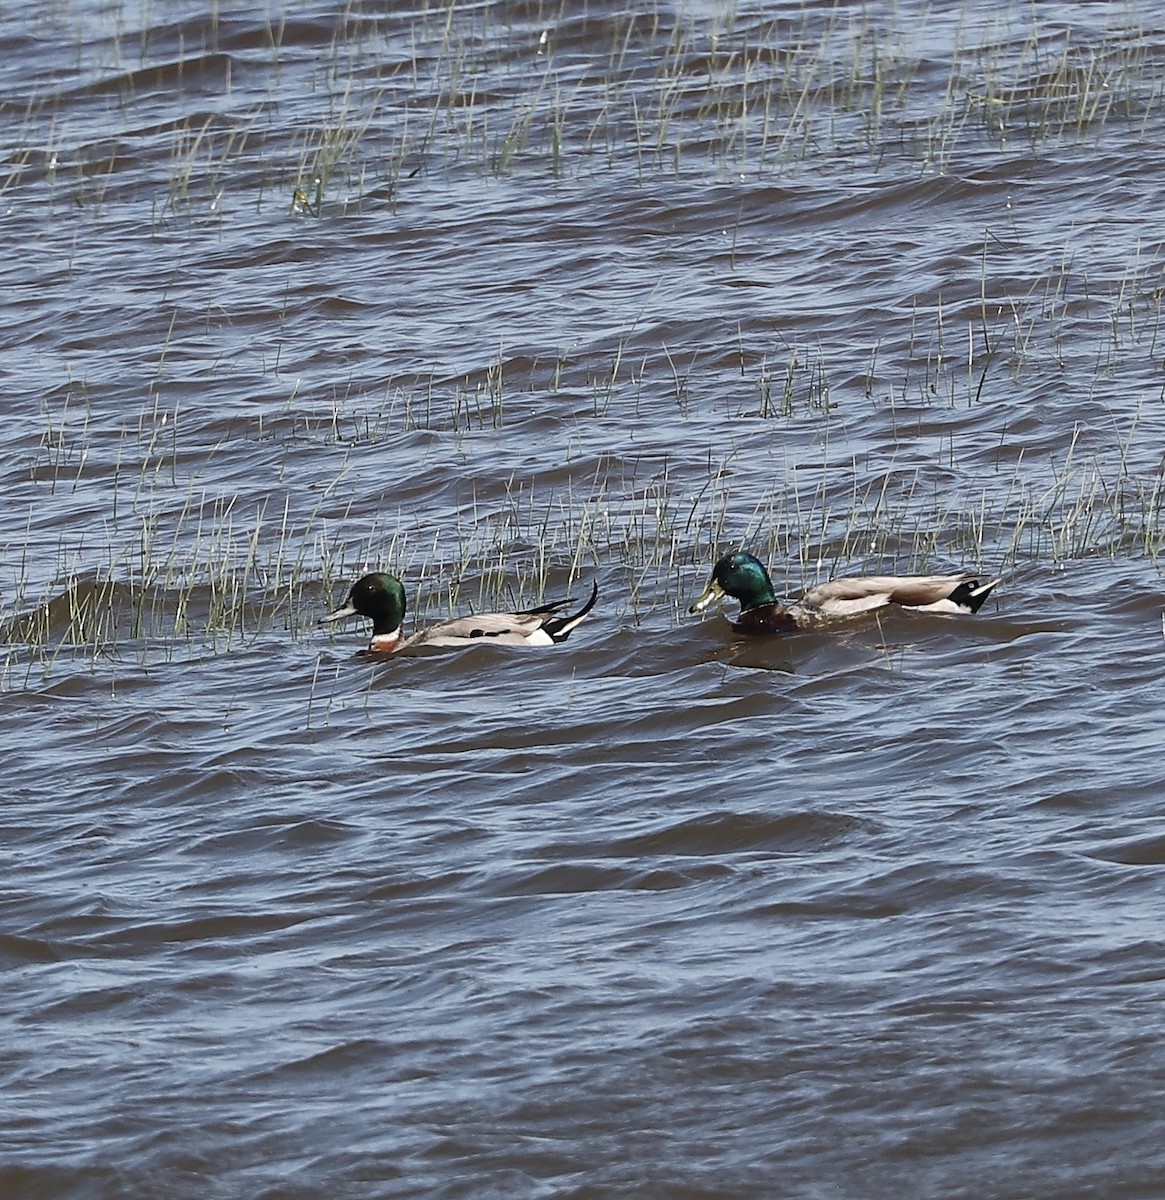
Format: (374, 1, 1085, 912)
(403, 611, 554, 649)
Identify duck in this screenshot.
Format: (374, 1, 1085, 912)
(689, 551, 1000, 633)
(321, 572, 599, 654)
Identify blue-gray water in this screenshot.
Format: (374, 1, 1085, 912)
(3, 2, 1165, 1196)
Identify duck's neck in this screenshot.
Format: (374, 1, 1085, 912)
(738, 578, 777, 611)
(367, 575, 407, 637)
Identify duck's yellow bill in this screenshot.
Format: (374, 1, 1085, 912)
(688, 580, 725, 614)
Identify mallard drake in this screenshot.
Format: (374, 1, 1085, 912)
(321, 572, 598, 654)
(689, 551, 1000, 633)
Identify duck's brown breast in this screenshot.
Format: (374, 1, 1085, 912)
(730, 604, 799, 635)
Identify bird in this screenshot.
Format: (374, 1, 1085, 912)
(689, 551, 1000, 633)
(321, 572, 598, 654)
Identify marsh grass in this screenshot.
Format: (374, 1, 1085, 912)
(11, 1, 1161, 219)
(10, 208, 1165, 687)
(6, 2, 1165, 690)
(5, 339, 1164, 692)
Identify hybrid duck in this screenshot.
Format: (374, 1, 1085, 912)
(322, 572, 598, 654)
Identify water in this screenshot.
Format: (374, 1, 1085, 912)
(3, 2, 1165, 1196)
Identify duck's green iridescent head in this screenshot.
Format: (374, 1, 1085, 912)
(689, 552, 777, 614)
(322, 572, 407, 636)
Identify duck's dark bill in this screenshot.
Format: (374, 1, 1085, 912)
(320, 603, 358, 625)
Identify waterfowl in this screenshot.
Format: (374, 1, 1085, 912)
(689, 552, 1000, 633)
(321, 572, 598, 654)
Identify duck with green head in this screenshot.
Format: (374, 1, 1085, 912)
(321, 572, 599, 654)
(689, 552, 1000, 633)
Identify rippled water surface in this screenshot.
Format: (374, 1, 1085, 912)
(4, 1, 1165, 1196)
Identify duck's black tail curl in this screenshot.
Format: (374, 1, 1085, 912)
(541, 580, 599, 642)
(946, 577, 1002, 614)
